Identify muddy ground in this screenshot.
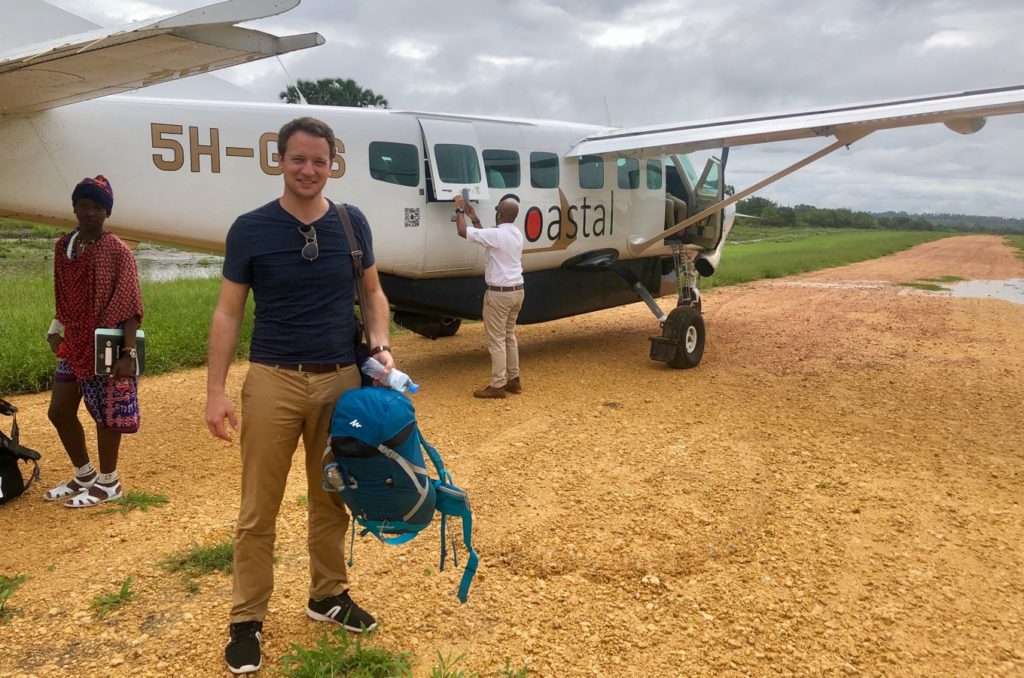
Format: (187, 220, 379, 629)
(1, 234, 1022, 677)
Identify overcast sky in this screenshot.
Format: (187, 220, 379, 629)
(47, 0, 1024, 217)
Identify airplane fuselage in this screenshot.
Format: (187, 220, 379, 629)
(1, 97, 721, 323)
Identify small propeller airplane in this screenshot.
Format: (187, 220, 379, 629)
(3, 0, 1024, 368)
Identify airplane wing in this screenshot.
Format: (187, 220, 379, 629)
(0, 0, 323, 117)
(568, 85, 1024, 157)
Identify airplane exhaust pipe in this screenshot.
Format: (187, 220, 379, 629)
(695, 250, 721, 277)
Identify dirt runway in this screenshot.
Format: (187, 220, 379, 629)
(1, 234, 1022, 677)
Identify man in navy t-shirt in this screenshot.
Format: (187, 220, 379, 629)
(205, 116, 395, 675)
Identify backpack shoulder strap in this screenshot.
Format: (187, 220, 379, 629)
(334, 202, 372, 348)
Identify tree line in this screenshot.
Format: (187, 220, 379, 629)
(737, 197, 1024, 234)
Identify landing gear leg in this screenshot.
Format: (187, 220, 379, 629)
(649, 245, 706, 369)
(675, 243, 701, 313)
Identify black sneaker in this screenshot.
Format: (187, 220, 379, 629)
(306, 590, 378, 632)
(225, 621, 262, 674)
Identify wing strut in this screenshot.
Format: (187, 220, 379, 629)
(628, 130, 870, 256)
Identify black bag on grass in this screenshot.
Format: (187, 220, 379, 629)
(0, 399, 41, 505)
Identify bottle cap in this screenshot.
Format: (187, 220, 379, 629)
(407, 383, 420, 394)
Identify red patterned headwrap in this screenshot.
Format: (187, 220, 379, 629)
(72, 175, 114, 215)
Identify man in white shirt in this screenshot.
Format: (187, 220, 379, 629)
(454, 193, 525, 399)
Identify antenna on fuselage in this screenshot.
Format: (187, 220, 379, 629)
(276, 55, 309, 105)
(602, 93, 612, 126)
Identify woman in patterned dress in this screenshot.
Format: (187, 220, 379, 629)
(42, 176, 144, 508)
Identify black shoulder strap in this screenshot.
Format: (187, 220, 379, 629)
(334, 203, 372, 348)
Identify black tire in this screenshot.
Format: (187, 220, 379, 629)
(664, 305, 705, 369)
(435, 318, 462, 338)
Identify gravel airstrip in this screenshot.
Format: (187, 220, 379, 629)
(1, 234, 1022, 677)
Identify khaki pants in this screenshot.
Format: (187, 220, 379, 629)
(230, 362, 360, 623)
(483, 288, 525, 388)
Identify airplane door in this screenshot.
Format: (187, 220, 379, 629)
(418, 118, 491, 202)
(687, 157, 723, 250)
(417, 118, 489, 273)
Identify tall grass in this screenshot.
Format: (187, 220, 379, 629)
(0, 274, 252, 395)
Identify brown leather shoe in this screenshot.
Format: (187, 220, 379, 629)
(504, 377, 523, 394)
(473, 385, 506, 399)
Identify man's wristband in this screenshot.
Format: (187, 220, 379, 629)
(471, 218, 481, 225)
(455, 208, 465, 214)
(370, 345, 390, 356)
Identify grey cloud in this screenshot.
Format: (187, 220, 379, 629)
(51, 0, 1024, 216)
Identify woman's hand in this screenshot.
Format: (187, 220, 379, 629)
(111, 354, 135, 379)
(47, 333, 63, 355)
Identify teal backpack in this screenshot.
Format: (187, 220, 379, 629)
(323, 387, 478, 602)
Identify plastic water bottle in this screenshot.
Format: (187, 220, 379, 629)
(361, 356, 420, 394)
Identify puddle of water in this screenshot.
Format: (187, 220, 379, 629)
(947, 279, 1024, 304)
(0, 242, 222, 282)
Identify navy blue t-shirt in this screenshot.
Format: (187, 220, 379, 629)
(222, 200, 375, 365)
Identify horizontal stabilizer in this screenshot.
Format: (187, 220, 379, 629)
(570, 85, 1024, 157)
(0, 0, 323, 117)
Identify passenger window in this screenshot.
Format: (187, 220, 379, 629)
(617, 157, 640, 189)
(578, 155, 604, 189)
(368, 141, 419, 187)
(646, 160, 663, 190)
(434, 144, 481, 183)
(530, 151, 560, 189)
(482, 149, 520, 188)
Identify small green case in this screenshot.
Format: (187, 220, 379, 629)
(94, 329, 145, 376)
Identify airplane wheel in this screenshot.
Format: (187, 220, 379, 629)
(436, 318, 462, 338)
(664, 305, 705, 369)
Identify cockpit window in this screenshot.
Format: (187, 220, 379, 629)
(646, 160, 663, 190)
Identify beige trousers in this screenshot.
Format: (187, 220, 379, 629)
(483, 288, 525, 388)
(230, 362, 360, 623)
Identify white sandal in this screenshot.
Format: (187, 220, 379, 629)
(44, 475, 96, 501)
(64, 480, 122, 508)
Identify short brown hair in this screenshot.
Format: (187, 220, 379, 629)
(278, 116, 336, 159)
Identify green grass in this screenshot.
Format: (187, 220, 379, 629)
(0, 573, 28, 623)
(703, 230, 948, 291)
(92, 576, 135, 619)
(279, 628, 413, 678)
(161, 540, 234, 592)
(430, 650, 477, 678)
(1006, 235, 1024, 261)
(897, 282, 947, 291)
(919, 276, 964, 283)
(500, 659, 531, 678)
(103, 490, 169, 515)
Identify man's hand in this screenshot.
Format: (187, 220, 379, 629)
(464, 202, 479, 222)
(47, 333, 63, 354)
(454, 194, 465, 210)
(369, 349, 395, 388)
(206, 392, 239, 442)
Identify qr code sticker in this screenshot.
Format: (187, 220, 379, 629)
(403, 208, 420, 228)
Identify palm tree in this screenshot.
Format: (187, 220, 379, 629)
(279, 78, 389, 108)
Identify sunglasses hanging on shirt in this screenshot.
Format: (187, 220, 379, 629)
(297, 224, 318, 261)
